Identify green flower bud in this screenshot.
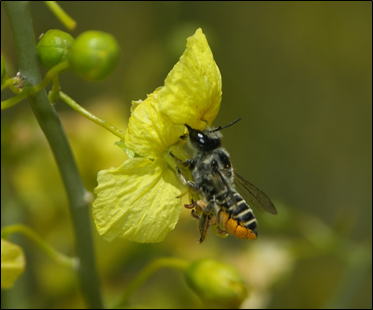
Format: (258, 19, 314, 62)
(185, 259, 248, 309)
(69, 31, 120, 81)
(1, 55, 6, 83)
(36, 29, 74, 71)
(1, 239, 25, 289)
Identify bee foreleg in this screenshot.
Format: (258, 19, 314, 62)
(180, 133, 188, 140)
(169, 151, 183, 165)
(175, 167, 199, 190)
(182, 158, 195, 170)
(169, 152, 195, 169)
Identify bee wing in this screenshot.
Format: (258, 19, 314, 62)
(234, 173, 277, 215)
(212, 165, 238, 207)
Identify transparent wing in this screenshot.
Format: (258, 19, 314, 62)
(234, 173, 277, 215)
(212, 165, 238, 207)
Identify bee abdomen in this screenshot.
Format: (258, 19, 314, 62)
(235, 206, 258, 237)
(217, 191, 258, 239)
(227, 192, 250, 215)
(218, 210, 257, 240)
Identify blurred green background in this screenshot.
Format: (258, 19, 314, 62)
(1, 1, 371, 309)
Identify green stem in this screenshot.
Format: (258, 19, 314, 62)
(1, 61, 69, 110)
(1, 224, 75, 268)
(1, 76, 14, 91)
(59, 91, 126, 140)
(3, 2, 103, 308)
(113, 258, 190, 308)
(44, 1, 76, 30)
(48, 73, 61, 104)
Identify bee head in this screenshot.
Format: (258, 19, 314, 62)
(185, 124, 222, 152)
(184, 118, 241, 152)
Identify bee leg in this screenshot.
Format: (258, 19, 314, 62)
(208, 215, 219, 226)
(182, 158, 195, 170)
(191, 209, 200, 219)
(198, 213, 210, 243)
(184, 199, 197, 209)
(169, 153, 198, 188)
(216, 226, 228, 236)
(169, 152, 193, 167)
(169, 152, 195, 169)
(169, 151, 183, 165)
(176, 189, 190, 199)
(208, 215, 227, 235)
(196, 199, 213, 215)
(195, 199, 206, 210)
(196, 201, 215, 243)
(180, 133, 188, 140)
(175, 167, 199, 190)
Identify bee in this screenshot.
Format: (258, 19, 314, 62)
(170, 118, 277, 243)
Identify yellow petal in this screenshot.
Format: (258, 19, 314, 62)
(159, 28, 222, 130)
(125, 89, 184, 159)
(1, 239, 25, 289)
(93, 157, 182, 243)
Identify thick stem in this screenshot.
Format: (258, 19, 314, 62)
(3, 2, 103, 308)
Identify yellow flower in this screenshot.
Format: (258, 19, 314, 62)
(1, 239, 25, 288)
(93, 28, 222, 243)
(159, 29, 221, 130)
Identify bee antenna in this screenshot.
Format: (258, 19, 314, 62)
(211, 117, 242, 132)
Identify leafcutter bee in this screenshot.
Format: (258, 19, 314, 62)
(171, 118, 277, 243)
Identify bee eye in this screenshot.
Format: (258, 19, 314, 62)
(190, 131, 210, 147)
(186, 124, 221, 151)
(197, 133, 206, 144)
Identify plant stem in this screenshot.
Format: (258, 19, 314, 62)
(112, 258, 190, 308)
(44, 1, 76, 30)
(1, 61, 69, 109)
(1, 76, 14, 91)
(59, 91, 125, 139)
(3, 2, 103, 308)
(1, 224, 76, 268)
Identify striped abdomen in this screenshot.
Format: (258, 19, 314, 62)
(217, 191, 258, 240)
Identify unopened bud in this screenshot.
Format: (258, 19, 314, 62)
(185, 259, 247, 309)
